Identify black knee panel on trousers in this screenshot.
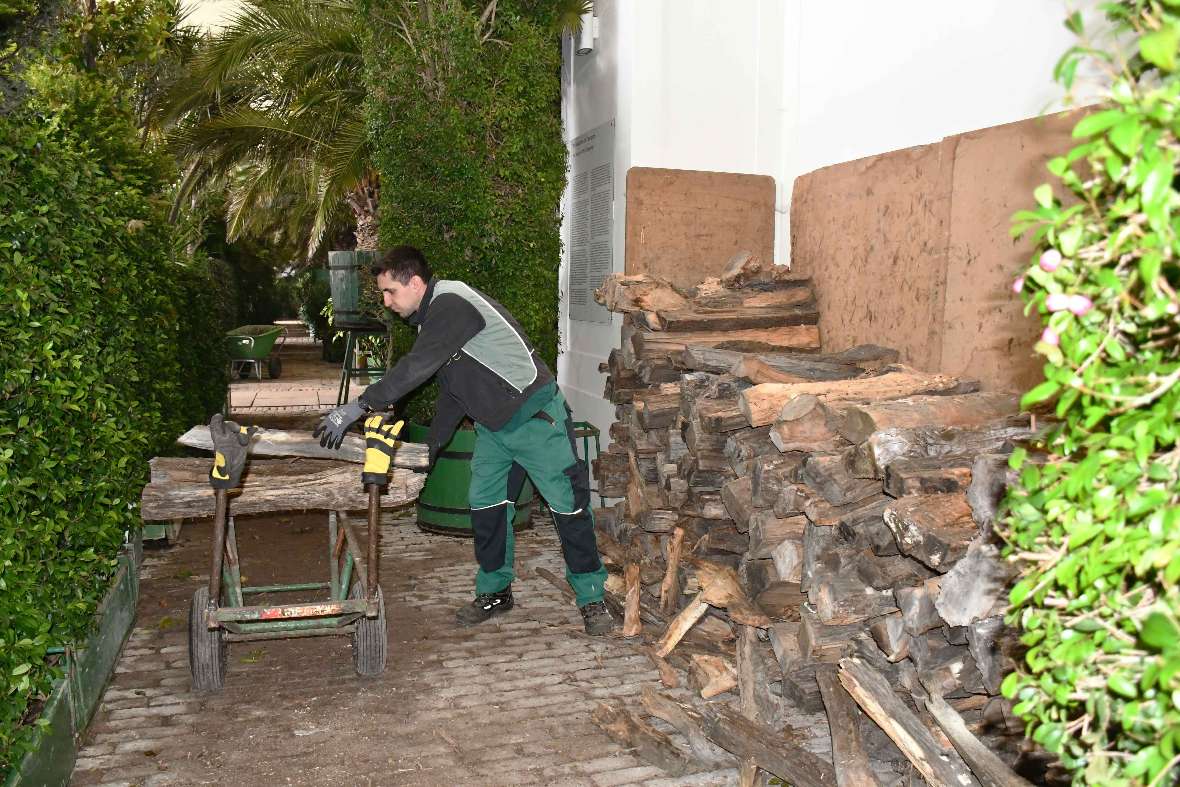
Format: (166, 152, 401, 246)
(472, 502, 510, 573)
(552, 461, 601, 575)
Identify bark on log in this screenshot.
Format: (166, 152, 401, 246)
(861, 417, 1043, 478)
(884, 455, 974, 498)
(590, 702, 691, 777)
(645, 301, 819, 333)
(838, 657, 980, 787)
(968, 616, 1016, 695)
(748, 512, 807, 559)
(830, 392, 1021, 444)
(633, 386, 683, 430)
(966, 453, 1021, 535)
(623, 563, 643, 637)
(869, 613, 913, 662)
(755, 581, 803, 622)
(640, 688, 734, 767)
(814, 575, 898, 625)
(740, 369, 973, 428)
(176, 425, 429, 468)
(803, 451, 883, 506)
(816, 664, 883, 787)
(695, 703, 838, 787)
(141, 458, 423, 520)
(924, 693, 1034, 787)
(752, 454, 805, 507)
(805, 493, 892, 530)
(633, 325, 822, 361)
(884, 495, 977, 572)
(659, 527, 686, 617)
(721, 476, 757, 532)
(798, 605, 859, 662)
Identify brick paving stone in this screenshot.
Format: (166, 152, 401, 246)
(70, 506, 759, 786)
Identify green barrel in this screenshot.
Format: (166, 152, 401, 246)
(405, 422, 535, 535)
(327, 250, 383, 329)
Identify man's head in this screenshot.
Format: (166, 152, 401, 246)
(372, 245, 432, 318)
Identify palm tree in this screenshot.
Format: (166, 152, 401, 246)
(161, 0, 375, 255)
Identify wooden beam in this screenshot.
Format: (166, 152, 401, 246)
(924, 693, 1034, 787)
(816, 664, 882, 787)
(177, 425, 429, 469)
(590, 702, 690, 777)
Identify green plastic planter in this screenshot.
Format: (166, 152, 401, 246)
(5, 548, 138, 787)
(405, 422, 535, 535)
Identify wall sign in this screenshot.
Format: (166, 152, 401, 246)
(567, 120, 615, 324)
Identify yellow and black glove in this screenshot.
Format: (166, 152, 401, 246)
(362, 414, 404, 488)
(209, 414, 259, 490)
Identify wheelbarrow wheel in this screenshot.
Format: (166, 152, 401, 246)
(188, 587, 226, 692)
(267, 356, 282, 379)
(350, 582, 386, 677)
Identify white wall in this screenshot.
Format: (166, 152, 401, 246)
(558, 0, 1085, 443)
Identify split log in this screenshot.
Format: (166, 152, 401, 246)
(800, 520, 838, 594)
(640, 688, 734, 767)
(738, 625, 780, 726)
(682, 491, 729, 520)
(591, 450, 629, 498)
(917, 644, 988, 699)
(141, 458, 424, 520)
(721, 476, 757, 532)
(643, 301, 819, 333)
(966, 453, 1020, 535)
(725, 427, 779, 474)
(689, 653, 737, 698)
(924, 693, 1035, 787)
(838, 514, 900, 558)
(968, 616, 1016, 695)
(633, 385, 682, 429)
(740, 369, 974, 428)
(829, 392, 1021, 444)
(884, 495, 977, 571)
(658, 527, 686, 617)
(638, 508, 680, 533)
(656, 559, 769, 657)
(838, 658, 980, 787)
(860, 416, 1044, 478)
(176, 425, 429, 468)
(854, 550, 935, 590)
(935, 539, 1010, 627)
(695, 703, 839, 787)
(734, 354, 860, 385)
(720, 249, 768, 287)
(748, 512, 807, 559)
(590, 702, 690, 777)
(693, 398, 750, 433)
(894, 578, 945, 635)
(755, 581, 803, 622)
(869, 613, 913, 662)
(694, 521, 749, 556)
(640, 646, 680, 689)
(623, 564, 643, 637)
(594, 273, 689, 313)
(769, 395, 849, 453)
(771, 536, 804, 583)
(752, 453, 805, 507)
(768, 621, 824, 713)
(884, 455, 974, 498)
(798, 605, 859, 662)
(814, 575, 898, 625)
(816, 665, 883, 787)
(805, 492, 892, 529)
(633, 325, 822, 361)
(802, 451, 883, 506)
(677, 345, 745, 373)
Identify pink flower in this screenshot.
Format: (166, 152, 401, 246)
(1040, 249, 1063, 272)
(1042, 327, 1060, 346)
(1013, 277, 1025, 294)
(1069, 294, 1093, 316)
(1045, 293, 1072, 312)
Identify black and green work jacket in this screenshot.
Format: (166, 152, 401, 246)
(358, 277, 556, 459)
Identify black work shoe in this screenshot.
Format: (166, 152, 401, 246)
(579, 601, 618, 636)
(455, 586, 514, 626)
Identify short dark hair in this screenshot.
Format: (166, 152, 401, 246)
(372, 245, 432, 284)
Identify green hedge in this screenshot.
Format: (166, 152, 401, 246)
(0, 109, 227, 772)
(363, 0, 565, 421)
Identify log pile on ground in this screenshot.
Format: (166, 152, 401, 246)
(581, 260, 1054, 786)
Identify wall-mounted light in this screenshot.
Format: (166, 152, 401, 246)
(575, 4, 597, 56)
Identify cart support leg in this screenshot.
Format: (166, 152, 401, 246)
(366, 485, 380, 600)
(207, 488, 228, 617)
(223, 515, 244, 608)
(329, 510, 340, 601)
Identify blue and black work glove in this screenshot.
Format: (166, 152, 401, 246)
(362, 414, 405, 488)
(208, 414, 259, 489)
(313, 400, 368, 450)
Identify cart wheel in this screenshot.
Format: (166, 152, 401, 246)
(267, 356, 282, 379)
(188, 587, 226, 692)
(350, 582, 386, 677)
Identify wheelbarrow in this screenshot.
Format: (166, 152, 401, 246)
(188, 415, 397, 691)
(226, 324, 286, 380)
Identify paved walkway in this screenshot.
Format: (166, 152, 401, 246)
(228, 338, 350, 415)
(70, 512, 739, 786)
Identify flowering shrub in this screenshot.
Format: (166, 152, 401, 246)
(1002, 3, 1180, 785)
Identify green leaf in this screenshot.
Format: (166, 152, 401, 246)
(1022, 380, 1061, 408)
(1073, 109, 1124, 138)
(1108, 672, 1139, 699)
(1034, 183, 1055, 209)
(1108, 117, 1143, 156)
(1140, 24, 1180, 71)
(1141, 154, 1174, 208)
(1141, 610, 1180, 651)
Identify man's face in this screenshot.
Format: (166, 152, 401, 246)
(377, 272, 427, 318)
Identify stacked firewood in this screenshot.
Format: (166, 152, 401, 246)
(578, 257, 1053, 786)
